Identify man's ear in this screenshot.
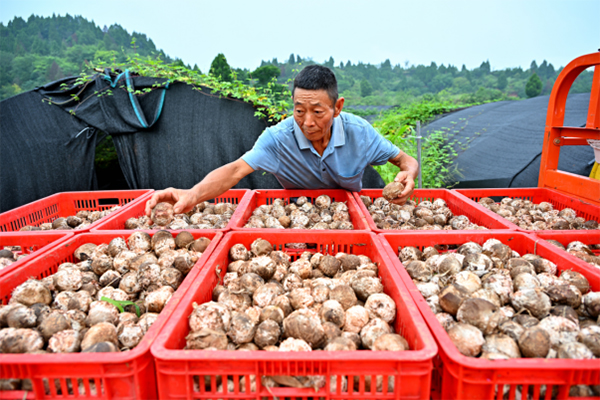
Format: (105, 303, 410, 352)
(334, 97, 345, 117)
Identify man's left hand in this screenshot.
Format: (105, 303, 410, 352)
(389, 171, 415, 205)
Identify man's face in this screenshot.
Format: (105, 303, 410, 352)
(293, 88, 344, 143)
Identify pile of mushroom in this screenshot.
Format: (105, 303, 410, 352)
(0, 231, 210, 356)
(477, 197, 599, 230)
(19, 207, 120, 231)
(243, 195, 353, 230)
(545, 240, 600, 269)
(0, 246, 29, 272)
(126, 201, 236, 230)
(186, 238, 408, 392)
(398, 239, 599, 365)
(360, 196, 485, 230)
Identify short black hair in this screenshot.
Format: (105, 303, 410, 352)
(293, 65, 338, 105)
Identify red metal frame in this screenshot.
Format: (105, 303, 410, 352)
(538, 51, 600, 204)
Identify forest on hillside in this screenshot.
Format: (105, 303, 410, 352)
(0, 14, 173, 99)
(0, 14, 594, 105)
(248, 55, 593, 107)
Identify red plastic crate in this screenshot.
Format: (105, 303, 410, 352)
(531, 231, 600, 274)
(0, 190, 154, 233)
(151, 231, 437, 400)
(92, 189, 251, 233)
(454, 187, 600, 234)
(378, 231, 600, 400)
(0, 232, 73, 277)
(353, 189, 514, 233)
(0, 230, 222, 400)
(231, 189, 369, 232)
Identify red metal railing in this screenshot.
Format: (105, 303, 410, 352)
(538, 51, 600, 204)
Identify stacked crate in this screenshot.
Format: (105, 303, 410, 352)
(1, 52, 598, 400)
(0, 190, 226, 399)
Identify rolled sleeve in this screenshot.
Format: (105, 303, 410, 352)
(241, 128, 281, 173)
(365, 126, 401, 165)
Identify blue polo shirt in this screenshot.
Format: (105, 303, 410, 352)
(242, 112, 400, 192)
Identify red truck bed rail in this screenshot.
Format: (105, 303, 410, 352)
(538, 51, 600, 204)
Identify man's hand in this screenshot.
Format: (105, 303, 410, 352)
(145, 188, 198, 216)
(389, 171, 415, 205)
(145, 158, 255, 217)
(386, 150, 419, 205)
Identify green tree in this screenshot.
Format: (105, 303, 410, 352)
(252, 65, 280, 85)
(452, 77, 471, 93)
(480, 60, 491, 74)
(209, 53, 232, 82)
(0, 83, 21, 99)
(530, 60, 538, 72)
(0, 51, 14, 86)
(46, 60, 63, 81)
(497, 73, 508, 90)
(381, 59, 392, 71)
(525, 72, 543, 98)
(360, 79, 373, 97)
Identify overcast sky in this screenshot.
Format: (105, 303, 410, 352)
(1, 0, 598, 72)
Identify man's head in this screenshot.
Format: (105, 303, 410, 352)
(292, 65, 344, 146)
(293, 65, 338, 105)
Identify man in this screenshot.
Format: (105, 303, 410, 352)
(145, 65, 418, 215)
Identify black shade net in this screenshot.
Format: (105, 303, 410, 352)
(1, 72, 384, 212)
(0, 90, 99, 212)
(422, 93, 593, 188)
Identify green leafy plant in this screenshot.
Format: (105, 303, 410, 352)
(128, 52, 290, 122)
(101, 296, 141, 317)
(372, 100, 480, 188)
(52, 46, 291, 123)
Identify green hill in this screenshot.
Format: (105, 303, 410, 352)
(0, 14, 593, 105)
(0, 14, 172, 99)
(254, 56, 593, 108)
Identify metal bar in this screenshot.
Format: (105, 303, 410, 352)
(587, 64, 600, 128)
(555, 126, 600, 140)
(416, 121, 422, 189)
(560, 138, 594, 146)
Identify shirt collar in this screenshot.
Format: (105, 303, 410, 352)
(331, 115, 346, 147)
(293, 119, 311, 150)
(293, 115, 346, 150)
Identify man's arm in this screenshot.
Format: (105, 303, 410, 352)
(387, 150, 419, 205)
(145, 158, 255, 215)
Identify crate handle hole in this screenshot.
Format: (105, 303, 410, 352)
(98, 198, 120, 206)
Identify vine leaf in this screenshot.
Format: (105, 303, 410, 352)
(101, 296, 141, 317)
